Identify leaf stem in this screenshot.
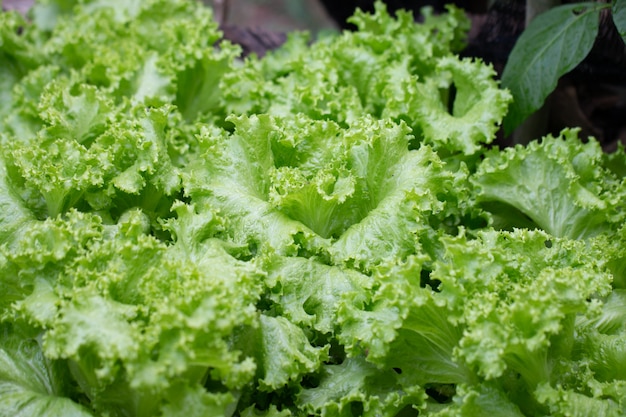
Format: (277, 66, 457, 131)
(526, 0, 562, 25)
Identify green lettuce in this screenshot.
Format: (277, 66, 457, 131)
(220, 2, 509, 156)
(1, 0, 625, 416)
(473, 129, 626, 239)
(183, 113, 473, 271)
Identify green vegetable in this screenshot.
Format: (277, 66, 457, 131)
(473, 129, 626, 240)
(1, 0, 625, 416)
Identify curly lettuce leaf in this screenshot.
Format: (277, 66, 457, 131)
(157, 382, 237, 417)
(425, 383, 525, 417)
(297, 356, 426, 417)
(576, 329, 626, 384)
(535, 381, 626, 417)
(30, 0, 237, 117)
(436, 229, 612, 383)
(185, 114, 470, 270)
(473, 129, 626, 239)
(263, 255, 372, 335)
(1, 207, 263, 415)
(221, 2, 508, 155)
(577, 289, 626, 335)
(5, 210, 101, 322)
(0, 154, 34, 247)
(5, 101, 181, 218)
(239, 404, 292, 417)
(1, 0, 238, 226)
(587, 222, 626, 289)
(336, 256, 471, 388)
(2, 0, 624, 415)
(0, 9, 47, 120)
(335, 227, 614, 412)
(235, 314, 329, 391)
(385, 56, 511, 155)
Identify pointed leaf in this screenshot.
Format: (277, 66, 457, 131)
(613, 0, 626, 43)
(501, 2, 604, 134)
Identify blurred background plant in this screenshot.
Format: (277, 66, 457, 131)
(203, 0, 337, 32)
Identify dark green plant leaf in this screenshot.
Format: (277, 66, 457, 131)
(613, 0, 626, 43)
(501, 2, 605, 135)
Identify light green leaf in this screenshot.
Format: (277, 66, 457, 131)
(0, 155, 34, 246)
(298, 356, 425, 417)
(435, 228, 613, 386)
(383, 292, 470, 386)
(159, 383, 236, 417)
(0, 210, 102, 317)
(240, 404, 292, 417)
(336, 256, 471, 386)
(579, 330, 626, 383)
(501, 2, 605, 134)
(265, 256, 372, 334)
(0, 324, 93, 417)
(236, 315, 328, 391)
(391, 56, 511, 155)
(577, 289, 626, 334)
(535, 382, 625, 417)
(472, 129, 623, 239)
(427, 383, 525, 417)
(257, 315, 328, 390)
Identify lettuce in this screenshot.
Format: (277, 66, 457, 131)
(220, 3, 509, 156)
(473, 129, 626, 239)
(1, 0, 625, 416)
(184, 113, 470, 270)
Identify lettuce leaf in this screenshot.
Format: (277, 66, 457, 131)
(473, 129, 626, 239)
(1, 0, 625, 415)
(185, 113, 473, 272)
(221, 3, 509, 156)
(297, 356, 425, 417)
(0, 323, 92, 417)
(2, 207, 263, 415)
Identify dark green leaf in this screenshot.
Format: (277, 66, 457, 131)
(501, 2, 604, 135)
(613, 0, 626, 43)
